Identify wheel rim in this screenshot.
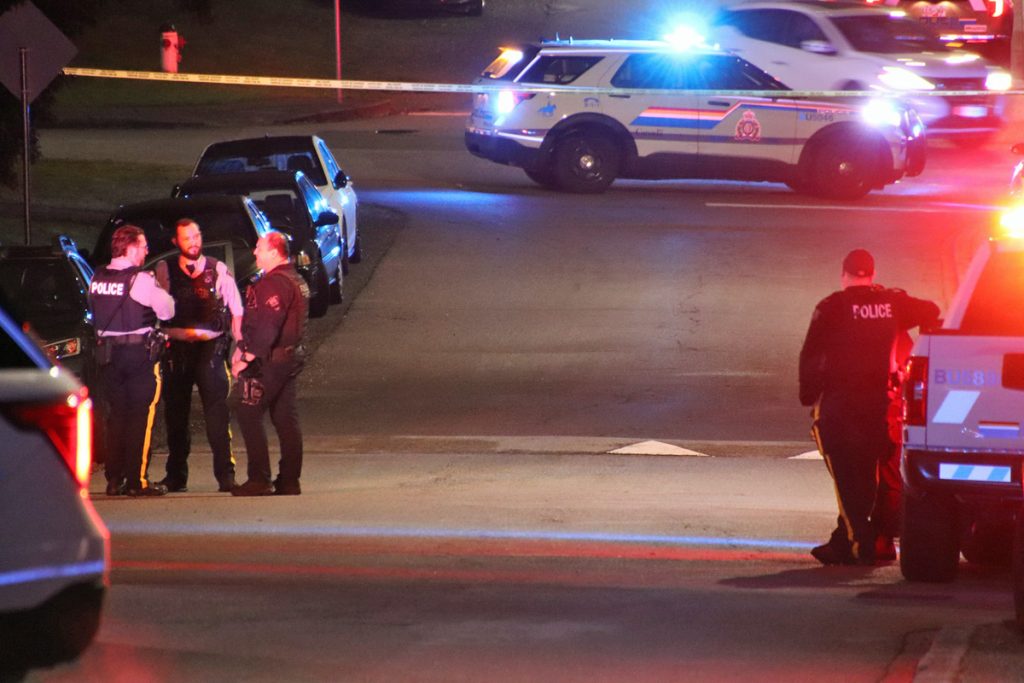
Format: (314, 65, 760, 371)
(571, 143, 603, 182)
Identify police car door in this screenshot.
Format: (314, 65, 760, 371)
(691, 54, 798, 172)
(924, 243, 1024, 457)
(605, 52, 700, 173)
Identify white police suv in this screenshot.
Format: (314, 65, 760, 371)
(713, 2, 1012, 147)
(900, 223, 1024, 583)
(465, 37, 926, 198)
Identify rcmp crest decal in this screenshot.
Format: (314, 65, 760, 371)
(734, 110, 761, 142)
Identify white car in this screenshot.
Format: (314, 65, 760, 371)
(712, 1, 1012, 147)
(465, 37, 925, 199)
(192, 135, 361, 269)
(0, 303, 107, 674)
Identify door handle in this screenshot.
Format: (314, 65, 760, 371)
(771, 60, 788, 65)
(707, 100, 731, 107)
(609, 94, 630, 98)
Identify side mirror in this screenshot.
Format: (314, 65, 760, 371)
(315, 210, 339, 227)
(334, 170, 349, 189)
(800, 39, 836, 56)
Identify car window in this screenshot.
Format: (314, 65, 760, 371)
(717, 9, 792, 44)
(196, 146, 328, 186)
(783, 13, 828, 48)
(688, 55, 788, 91)
(829, 14, 949, 53)
(518, 56, 603, 85)
(0, 259, 85, 320)
(958, 250, 1024, 335)
(316, 139, 344, 188)
(611, 54, 690, 89)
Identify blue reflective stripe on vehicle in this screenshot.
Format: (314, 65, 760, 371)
(0, 560, 105, 587)
(938, 463, 1012, 483)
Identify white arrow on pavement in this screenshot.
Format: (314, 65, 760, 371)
(609, 440, 709, 456)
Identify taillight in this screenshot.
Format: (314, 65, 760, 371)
(7, 388, 92, 487)
(903, 356, 928, 427)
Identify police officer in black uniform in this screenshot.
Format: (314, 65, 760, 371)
(230, 231, 309, 496)
(799, 249, 940, 565)
(155, 219, 244, 493)
(90, 225, 175, 497)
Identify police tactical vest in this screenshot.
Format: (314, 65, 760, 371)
(165, 257, 226, 332)
(90, 266, 156, 333)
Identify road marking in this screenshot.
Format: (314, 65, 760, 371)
(706, 202, 991, 213)
(914, 626, 972, 683)
(790, 451, 823, 460)
(609, 440, 709, 456)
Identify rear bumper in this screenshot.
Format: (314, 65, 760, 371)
(464, 130, 542, 170)
(902, 447, 1023, 504)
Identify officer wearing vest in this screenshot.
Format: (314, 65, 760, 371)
(799, 249, 940, 566)
(230, 231, 309, 497)
(90, 225, 175, 497)
(154, 219, 244, 493)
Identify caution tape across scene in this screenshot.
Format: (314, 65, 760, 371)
(61, 67, 1022, 99)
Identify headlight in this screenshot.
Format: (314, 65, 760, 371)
(986, 71, 1012, 91)
(877, 66, 934, 91)
(861, 99, 903, 128)
(45, 337, 81, 360)
(998, 205, 1024, 239)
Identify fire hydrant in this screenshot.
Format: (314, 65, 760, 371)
(160, 23, 184, 73)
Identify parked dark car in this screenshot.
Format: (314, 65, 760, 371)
(173, 170, 344, 318)
(0, 235, 96, 385)
(91, 195, 270, 304)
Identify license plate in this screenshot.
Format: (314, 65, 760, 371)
(954, 105, 989, 118)
(939, 463, 1012, 482)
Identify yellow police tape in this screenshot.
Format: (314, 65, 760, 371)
(62, 67, 1018, 98)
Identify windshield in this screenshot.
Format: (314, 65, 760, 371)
(196, 144, 327, 185)
(0, 259, 85, 322)
(830, 14, 949, 53)
(94, 207, 262, 265)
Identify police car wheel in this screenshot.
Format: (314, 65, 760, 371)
(900, 490, 959, 583)
(811, 138, 872, 200)
(961, 517, 1014, 567)
(524, 167, 557, 190)
(1013, 507, 1024, 631)
(552, 132, 619, 194)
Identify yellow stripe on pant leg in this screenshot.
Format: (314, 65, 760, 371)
(223, 358, 236, 468)
(812, 405, 859, 557)
(138, 361, 163, 487)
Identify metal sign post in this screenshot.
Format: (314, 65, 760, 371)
(20, 47, 30, 244)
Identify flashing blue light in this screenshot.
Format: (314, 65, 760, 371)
(662, 23, 709, 51)
(861, 98, 902, 128)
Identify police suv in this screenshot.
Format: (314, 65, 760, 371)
(464, 37, 926, 198)
(900, 227, 1024, 582)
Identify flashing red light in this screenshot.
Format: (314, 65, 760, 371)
(902, 356, 928, 427)
(7, 388, 92, 487)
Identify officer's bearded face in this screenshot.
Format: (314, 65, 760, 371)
(176, 224, 203, 261)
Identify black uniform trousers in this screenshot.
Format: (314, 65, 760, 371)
(100, 344, 161, 490)
(162, 339, 236, 488)
(812, 394, 892, 562)
(232, 356, 303, 485)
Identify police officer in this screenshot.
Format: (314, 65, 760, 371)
(230, 231, 309, 496)
(799, 249, 940, 565)
(90, 225, 175, 497)
(155, 219, 244, 493)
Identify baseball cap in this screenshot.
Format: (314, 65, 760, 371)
(842, 248, 875, 278)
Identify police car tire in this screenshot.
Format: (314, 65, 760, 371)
(961, 518, 1013, 567)
(552, 132, 619, 194)
(1013, 507, 1024, 631)
(811, 137, 873, 200)
(900, 490, 959, 583)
